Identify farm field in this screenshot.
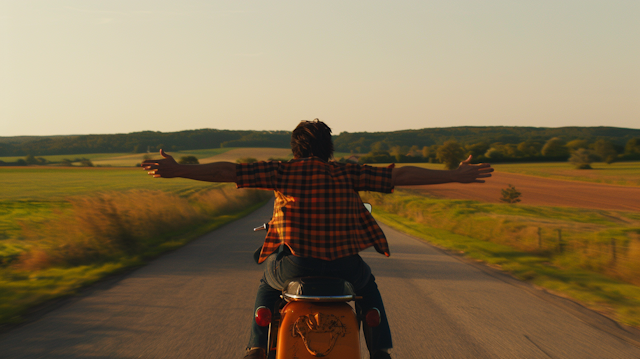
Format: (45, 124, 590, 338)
(196, 147, 292, 163)
(1, 148, 234, 167)
(493, 161, 640, 187)
(4, 162, 639, 248)
(408, 171, 640, 212)
(376, 161, 640, 187)
(0, 152, 133, 164)
(2, 147, 353, 167)
(0, 166, 235, 256)
(2, 156, 640, 327)
(1, 147, 295, 167)
(1, 167, 221, 201)
(392, 162, 640, 212)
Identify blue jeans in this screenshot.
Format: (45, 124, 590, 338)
(248, 247, 393, 353)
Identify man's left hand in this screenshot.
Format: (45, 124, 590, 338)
(453, 155, 494, 183)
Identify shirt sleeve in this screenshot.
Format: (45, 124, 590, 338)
(236, 161, 280, 190)
(350, 164, 394, 193)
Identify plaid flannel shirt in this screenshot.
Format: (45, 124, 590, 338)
(236, 157, 394, 263)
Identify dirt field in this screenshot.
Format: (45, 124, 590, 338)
(199, 148, 292, 163)
(407, 171, 640, 212)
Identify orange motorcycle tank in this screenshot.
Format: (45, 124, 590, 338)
(276, 301, 360, 359)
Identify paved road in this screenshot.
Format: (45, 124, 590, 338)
(1, 201, 639, 358)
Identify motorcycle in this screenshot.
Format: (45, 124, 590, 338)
(252, 203, 381, 359)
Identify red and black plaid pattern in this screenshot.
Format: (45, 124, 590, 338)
(236, 158, 393, 263)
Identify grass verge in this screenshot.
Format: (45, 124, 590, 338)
(0, 193, 270, 325)
(374, 209, 640, 328)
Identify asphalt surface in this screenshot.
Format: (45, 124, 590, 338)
(1, 201, 640, 358)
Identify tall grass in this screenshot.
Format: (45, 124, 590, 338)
(362, 189, 640, 286)
(0, 186, 271, 324)
(14, 187, 271, 270)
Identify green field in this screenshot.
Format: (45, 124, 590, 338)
(0, 166, 232, 258)
(0, 166, 231, 248)
(493, 161, 640, 187)
(0, 152, 131, 163)
(1, 167, 224, 201)
(0, 164, 271, 324)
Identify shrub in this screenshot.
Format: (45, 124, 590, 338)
(500, 184, 521, 204)
(236, 157, 258, 164)
(569, 149, 600, 169)
(179, 156, 199, 164)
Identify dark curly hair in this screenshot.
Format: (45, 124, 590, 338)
(291, 119, 334, 161)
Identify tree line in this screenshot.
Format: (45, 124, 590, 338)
(349, 137, 640, 169)
(0, 129, 291, 157)
(1, 126, 639, 167)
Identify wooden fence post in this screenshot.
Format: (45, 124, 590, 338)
(556, 229, 563, 253)
(538, 227, 542, 249)
(611, 238, 617, 264)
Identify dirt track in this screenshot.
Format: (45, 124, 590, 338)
(408, 172, 640, 212)
(200, 148, 292, 163)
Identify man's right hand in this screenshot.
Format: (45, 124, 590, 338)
(142, 149, 237, 183)
(142, 149, 182, 178)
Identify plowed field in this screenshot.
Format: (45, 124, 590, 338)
(408, 171, 640, 212)
(199, 148, 292, 163)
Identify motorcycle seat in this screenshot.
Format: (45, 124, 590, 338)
(282, 277, 358, 302)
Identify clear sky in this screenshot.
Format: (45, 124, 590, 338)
(1, 0, 638, 136)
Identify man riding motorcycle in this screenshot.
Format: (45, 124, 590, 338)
(143, 119, 493, 359)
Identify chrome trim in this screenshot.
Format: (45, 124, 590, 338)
(283, 294, 361, 302)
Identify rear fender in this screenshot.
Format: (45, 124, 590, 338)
(276, 302, 360, 359)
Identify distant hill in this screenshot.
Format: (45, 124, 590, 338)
(1, 126, 639, 157)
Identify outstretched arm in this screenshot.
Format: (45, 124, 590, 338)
(142, 149, 237, 183)
(392, 156, 493, 186)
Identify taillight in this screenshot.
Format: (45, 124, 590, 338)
(255, 306, 272, 327)
(365, 308, 381, 327)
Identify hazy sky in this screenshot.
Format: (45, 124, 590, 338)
(1, 1, 639, 136)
